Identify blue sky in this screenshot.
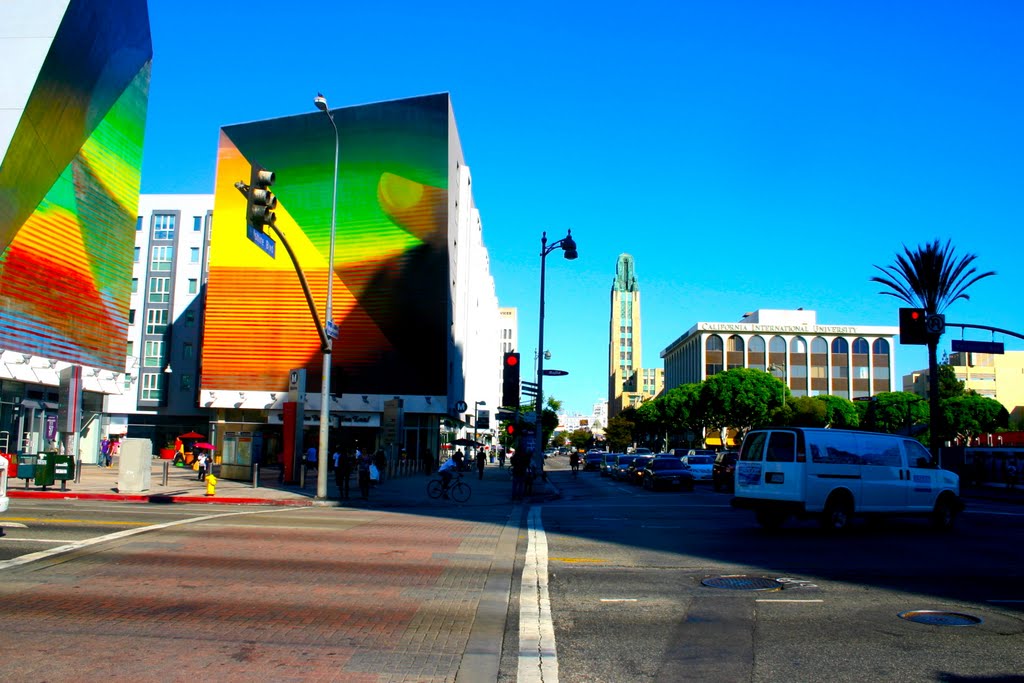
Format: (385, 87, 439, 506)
(142, 1, 1023, 417)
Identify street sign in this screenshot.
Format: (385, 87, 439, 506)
(325, 320, 339, 339)
(247, 224, 276, 258)
(455, 400, 468, 413)
(951, 339, 1004, 354)
(542, 369, 569, 376)
(925, 313, 946, 335)
(495, 411, 516, 421)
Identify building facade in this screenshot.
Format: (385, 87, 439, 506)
(904, 350, 1024, 426)
(608, 254, 663, 417)
(661, 309, 898, 399)
(0, 0, 152, 461)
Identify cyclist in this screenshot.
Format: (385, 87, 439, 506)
(570, 451, 580, 475)
(438, 457, 458, 498)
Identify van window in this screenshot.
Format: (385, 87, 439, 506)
(740, 432, 768, 461)
(811, 430, 860, 464)
(860, 433, 902, 467)
(766, 432, 796, 462)
(904, 439, 933, 467)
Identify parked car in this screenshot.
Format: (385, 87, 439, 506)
(682, 454, 715, 481)
(627, 455, 654, 485)
(584, 452, 605, 471)
(632, 447, 654, 456)
(642, 457, 696, 491)
(612, 454, 640, 480)
(712, 451, 739, 492)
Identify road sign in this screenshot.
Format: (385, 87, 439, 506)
(925, 313, 946, 335)
(247, 224, 276, 258)
(542, 369, 568, 376)
(951, 339, 1004, 354)
(455, 400, 468, 413)
(325, 320, 339, 339)
(495, 411, 516, 421)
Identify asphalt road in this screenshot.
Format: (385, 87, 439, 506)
(526, 462, 1024, 682)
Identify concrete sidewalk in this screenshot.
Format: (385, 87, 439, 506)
(6, 457, 560, 507)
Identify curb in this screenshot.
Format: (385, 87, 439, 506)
(8, 490, 314, 506)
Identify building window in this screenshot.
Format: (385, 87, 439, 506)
(181, 374, 193, 391)
(131, 278, 138, 293)
(193, 216, 202, 231)
(146, 308, 168, 335)
(133, 247, 140, 263)
(144, 340, 164, 367)
(141, 373, 163, 400)
(852, 337, 869, 355)
(872, 339, 890, 356)
(125, 375, 133, 390)
(136, 216, 143, 231)
(126, 341, 134, 356)
(153, 213, 176, 240)
(190, 247, 200, 263)
(188, 278, 198, 294)
(185, 311, 195, 326)
(129, 309, 136, 325)
(150, 245, 173, 272)
(184, 342, 193, 359)
(148, 277, 170, 303)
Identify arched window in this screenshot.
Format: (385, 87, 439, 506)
(747, 335, 766, 371)
(727, 335, 744, 370)
(770, 336, 787, 354)
(789, 336, 808, 396)
(706, 335, 724, 351)
(851, 337, 870, 398)
(852, 337, 869, 355)
(831, 338, 849, 398)
(811, 337, 828, 355)
(810, 337, 829, 395)
(790, 337, 807, 354)
(872, 339, 890, 355)
(705, 334, 724, 376)
(831, 338, 849, 354)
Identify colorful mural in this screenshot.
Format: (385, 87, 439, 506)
(0, 0, 152, 370)
(203, 94, 450, 396)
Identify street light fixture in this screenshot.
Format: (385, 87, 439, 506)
(314, 92, 339, 501)
(535, 230, 578, 471)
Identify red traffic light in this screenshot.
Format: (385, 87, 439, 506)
(506, 424, 516, 435)
(505, 354, 518, 367)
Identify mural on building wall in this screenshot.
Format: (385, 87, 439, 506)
(203, 93, 450, 396)
(0, 0, 152, 370)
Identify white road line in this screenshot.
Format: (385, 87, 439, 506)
(0, 538, 80, 544)
(755, 599, 825, 603)
(519, 507, 557, 683)
(600, 598, 638, 602)
(0, 507, 302, 572)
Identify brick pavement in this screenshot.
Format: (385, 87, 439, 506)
(0, 460, 538, 681)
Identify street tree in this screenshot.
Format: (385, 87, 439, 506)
(567, 428, 592, 453)
(937, 359, 966, 400)
(661, 383, 707, 446)
(701, 368, 788, 441)
(942, 394, 1008, 444)
(861, 391, 929, 435)
(788, 396, 828, 427)
(605, 415, 634, 452)
(815, 395, 860, 428)
(635, 399, 665, 450)
(871, 239, 995, 457)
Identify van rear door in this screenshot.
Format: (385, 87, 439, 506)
(736, 429, 803, 503)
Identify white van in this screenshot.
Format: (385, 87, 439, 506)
(732, 427, 962, 531)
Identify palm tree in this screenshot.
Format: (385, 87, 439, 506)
(871, 239, 995, 458)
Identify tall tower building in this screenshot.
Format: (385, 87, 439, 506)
(609, 254, 662, 417)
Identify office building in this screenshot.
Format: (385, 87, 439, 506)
(608, 254, 663, 417)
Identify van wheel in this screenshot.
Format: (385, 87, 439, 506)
(821, 494, 853, 532)
(931, 496, 958, 531)
(756, 509, 786, 530)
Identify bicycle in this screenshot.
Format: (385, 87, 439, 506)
(427, 472, 472, 502)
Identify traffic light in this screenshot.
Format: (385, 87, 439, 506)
(502, 352, 520, 407)
(506, 423, 516, 436)
(899, 307, 929, 345)
(247, 164, 277, 231)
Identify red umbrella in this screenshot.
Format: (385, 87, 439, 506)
(194, 442, 215, 450)
(179, 431, 205, 440)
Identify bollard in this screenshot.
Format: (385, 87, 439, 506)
(162, 461, 169, 486)
(252, 463, 259, 489)
(205, 473, 217, 496)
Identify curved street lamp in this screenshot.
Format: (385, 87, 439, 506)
(534, 230, 578, 470)
(314, 92, 339, 501)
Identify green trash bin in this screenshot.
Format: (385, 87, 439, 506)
(53, 454, 75, 491)
(17, 454, 37, 485)
(34, 451, 56, 489)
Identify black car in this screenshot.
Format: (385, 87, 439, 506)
(712, 451, 739, 492)
(584, 452, 605, 471)
(626, 455, 654, 485)
(642, 457, 696, 491)
(612, 454, 640, 480)
(600, 453, 620, 477)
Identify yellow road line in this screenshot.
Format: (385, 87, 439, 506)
(549, 557, 604, 563)
(0, 517, 150, 527)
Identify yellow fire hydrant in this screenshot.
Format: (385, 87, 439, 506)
(205, 473, 217, 496)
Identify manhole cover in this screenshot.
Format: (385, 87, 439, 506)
(898, 610, 982, 626)
(702, 576, 782, 591)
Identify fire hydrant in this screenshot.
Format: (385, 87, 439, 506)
(205, 473, 217, 496)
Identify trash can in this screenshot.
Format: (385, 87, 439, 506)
(17, 454, 37, 485)
(53, 454, 75, 491)
(34, 452, 56, 489)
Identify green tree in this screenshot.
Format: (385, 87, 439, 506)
(551, 432, 567, 448)
(661, 384, 707, 447)
(937, 360, 965, 400)
(860, 392, 929, 435)
(605, 415, 634, 452)
(942, 395, 1008, 443)
(635, 400, 665, 450)
(872, 239, 995, 457)
(541, 407, 559, 450)
(568, 428, 592, 452)
(815, 395, 860, 428)
(701, 368, 788, 441)
(788, 396, 828, 427)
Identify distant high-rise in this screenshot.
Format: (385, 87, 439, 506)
(608, 254, 662, 417)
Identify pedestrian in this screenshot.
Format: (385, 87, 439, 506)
(357, 448, 374, 500)
(305, 445, 317, 473)
(1007, 459, 1019, 490)
(335, 447, 353, 500)
(510, 449, 528, 501)
(374, 449, 387, 484)
(454, 449, 465, 472)
(498, 449, 506, 469)
(422, 447, 433, 475)
(196, 451, 208, 481)
(475, 449, 486, 480)
(107, 438, 119, 467)
(100, 437, 110, 468)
